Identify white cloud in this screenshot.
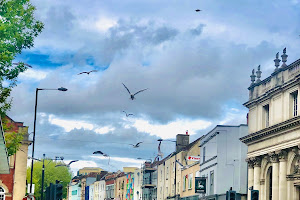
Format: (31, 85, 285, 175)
(95, 17, 117, 32)
(94, 126, 115, 134)
(219, 109, 247, 125)
(48, 114, 115, 134)
(78, 16, 117, 33)
(124, 118, 212, 139)
(91, 155, 143, 164)
(48, 114, 94, 132)
(19, 68, 48, 81)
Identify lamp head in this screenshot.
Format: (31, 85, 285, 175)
(58, 87, 68, 91)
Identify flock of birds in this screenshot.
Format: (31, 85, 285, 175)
(33, 8, 203, 169)
(72, 71, 150, 166)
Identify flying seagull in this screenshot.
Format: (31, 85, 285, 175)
(123, 111, 134, 117)
(12, 62, 32, 68)
(55, 160, 78, 167)
(122, 83, 148, 100)
(78, 70, 98, 75)
(93, 151, 109, 157)
(130, 142, 143, 148)
(195, 9, 201, 12)
(93, 151, 110, 165)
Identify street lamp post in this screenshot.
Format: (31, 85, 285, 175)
(41, 154, 45, 200)
(29, 87, 67, 195)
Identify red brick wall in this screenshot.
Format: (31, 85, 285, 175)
(4, 116, 24, 132)
(0, 168, 15, 200)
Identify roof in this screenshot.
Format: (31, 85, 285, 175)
(156, 134, 206, 166)
(0, 117, 9, 174)
(200, 124, 247, 147)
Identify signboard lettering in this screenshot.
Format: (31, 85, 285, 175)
(187, 156, 201, 161)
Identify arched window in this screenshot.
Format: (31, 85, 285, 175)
(0, 187, 5, 200)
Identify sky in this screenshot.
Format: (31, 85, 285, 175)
(7, 0, 300, 174)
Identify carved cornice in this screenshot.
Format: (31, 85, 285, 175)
(246, 158, 254, 168)
(277, 150, 288, 161)
(292, 146, 300, 155)
(269, 152, 279, 163)
(251, 157, 262, 167)
(240, 115, 300, 145)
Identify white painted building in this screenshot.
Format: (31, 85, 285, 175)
(134, 168, 142, 200)
(89, 184, 94, 200)
(94, 180, 106, 200)
(199, 125, 248, 200)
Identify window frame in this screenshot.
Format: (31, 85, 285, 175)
(263, 104, 270, 128)
(188, 173, 193, 190)
(291, 90, 298, 117)
(203, 147, 206, 163)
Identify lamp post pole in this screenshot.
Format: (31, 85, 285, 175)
(29, 87, 67, 196)
(41, 154, 45, 200)
(29, 88, 39, 195)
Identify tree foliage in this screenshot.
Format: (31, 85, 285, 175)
(2, 117, 25, 156)
(0, 0, 44, 114)
(27, 159, 72, 200)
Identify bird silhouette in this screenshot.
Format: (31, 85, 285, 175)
(78, 70, 98, 75)
(195, 9, 201, 12)
(93, 151, 109, 157)
(123, 111, 134, 117)
(93, 151, 110, 165)
(55, 160, 78, 167)
(130, 142, 143, 148)
(122, 83, 148, 100)
(12, 62, 32, 68)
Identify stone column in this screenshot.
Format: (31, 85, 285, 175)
(260, 179, 265, 200)
(252, 157, 262, 191)
(246, 158, 254, 200)
(278, 150, 287, 200)
(269, 152, 279, 200)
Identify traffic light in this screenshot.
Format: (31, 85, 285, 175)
(226, 190, 236, 200)
(55, 183, 63, 200)
(251, 190, 259, 200)
(50, 183, 55, 200)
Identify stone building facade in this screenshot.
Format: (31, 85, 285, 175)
(240, 48, 300, 200)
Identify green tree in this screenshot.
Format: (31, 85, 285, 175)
(1, 116, 25, 156)
(27, 159, 72, 200)
(0, 0, 44, 114)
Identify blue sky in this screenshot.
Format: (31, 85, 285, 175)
(7, 0, 300, 173)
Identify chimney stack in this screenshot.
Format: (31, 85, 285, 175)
(176, 133, 190, 152)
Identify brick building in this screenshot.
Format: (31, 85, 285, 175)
(0, 116, 32, 200)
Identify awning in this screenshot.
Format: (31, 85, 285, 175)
(0, 118, 9, 174)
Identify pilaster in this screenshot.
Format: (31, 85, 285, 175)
(246, 158, 254, 200)
(252, 157, 262, 191)
(278, 150, 287, 200)
(269, 152, 279, 200)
